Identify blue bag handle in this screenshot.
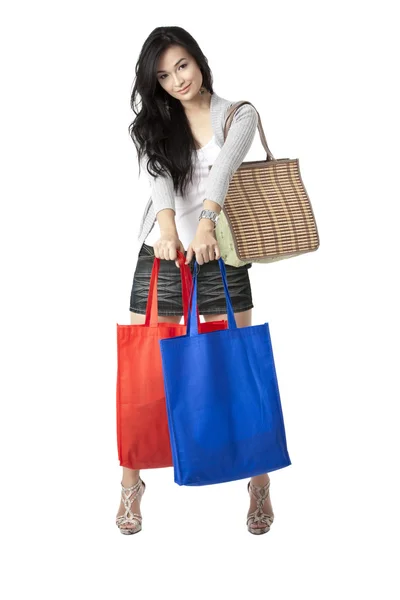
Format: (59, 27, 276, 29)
(187, 258, 238, 337)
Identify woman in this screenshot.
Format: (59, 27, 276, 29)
(116, 26, 274, 535)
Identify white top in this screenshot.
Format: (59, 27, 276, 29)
(144, 135, 221, 250)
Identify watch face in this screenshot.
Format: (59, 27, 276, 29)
(200, 209, 218, 223)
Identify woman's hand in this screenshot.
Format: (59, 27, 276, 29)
(185, 219, 221, 265)
(153, 231, 185, 268)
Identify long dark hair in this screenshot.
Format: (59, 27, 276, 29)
(128, 26, 214, 197)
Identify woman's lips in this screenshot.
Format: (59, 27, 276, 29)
(177, 83, 191, 94)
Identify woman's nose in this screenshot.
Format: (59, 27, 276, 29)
(172, 74, 184, 87)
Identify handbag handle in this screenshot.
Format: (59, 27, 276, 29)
(224, 101, 276, 161)
(187, 259, 237, 337)
(145, 251, 200, 328)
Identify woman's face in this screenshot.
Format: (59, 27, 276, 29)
(156, 45, 203, 101)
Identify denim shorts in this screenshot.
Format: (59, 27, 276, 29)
(129, 243, 254, 316)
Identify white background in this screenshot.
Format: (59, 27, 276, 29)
(1, 1, 399, 598)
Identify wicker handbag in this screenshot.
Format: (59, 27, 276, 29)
(214, 101, 320, 267)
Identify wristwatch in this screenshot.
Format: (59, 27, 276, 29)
(199, 209, 219, 226)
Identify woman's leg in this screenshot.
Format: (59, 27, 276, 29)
(116, 310, 182, 530)
(203, 308, 273, 530)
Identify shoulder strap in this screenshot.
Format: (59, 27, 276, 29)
(224, 101, 275, 161)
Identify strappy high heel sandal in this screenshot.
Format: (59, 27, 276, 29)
(116, 477, 146, 535)
(247, 478, 274, 535)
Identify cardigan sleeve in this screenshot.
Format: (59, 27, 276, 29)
(204, 103, 258, 208)
(140, 154, 176, 216)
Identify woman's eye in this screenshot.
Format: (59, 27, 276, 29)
(159, 64, 187, 80)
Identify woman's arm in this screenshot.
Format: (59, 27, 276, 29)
(154, 208, 184, 266)
(185, 104, 258, 265)
(203, 103, 259, 209)
(141, 154, 176, 216)
(140, 157, 184, 264)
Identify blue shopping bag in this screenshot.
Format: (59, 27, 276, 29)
(159, 258, 291, 486)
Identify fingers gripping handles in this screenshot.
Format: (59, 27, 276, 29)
(145, 252, 201, 328)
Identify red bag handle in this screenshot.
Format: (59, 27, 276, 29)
(145, 251, 200, 328)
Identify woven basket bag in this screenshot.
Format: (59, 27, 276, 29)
(214, 101, 320, 267)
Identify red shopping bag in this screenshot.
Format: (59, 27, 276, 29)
(116, 252, 227, 469)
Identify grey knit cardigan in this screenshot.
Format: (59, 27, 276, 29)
(137, 90, 258, 246)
